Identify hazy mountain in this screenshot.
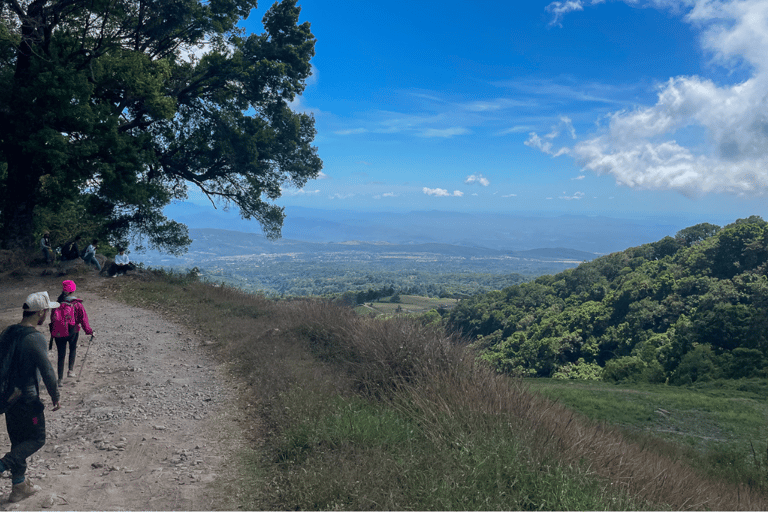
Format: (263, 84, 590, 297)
(138, 228, 601, 268)
(162, 203, 709, 254)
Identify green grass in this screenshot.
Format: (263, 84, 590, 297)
(266, 388, 645, 511)
(355, 294, 458, 316)
(527, 378, 768, 491)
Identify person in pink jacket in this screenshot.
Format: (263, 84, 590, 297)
(51, 280, 95, 385)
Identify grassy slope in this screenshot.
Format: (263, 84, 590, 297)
(528, 378, 768, 490)
(105, 271, 768, 511)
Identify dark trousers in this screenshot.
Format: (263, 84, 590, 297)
(2, 398, 46, 480)
(108, 262, 135, 276)
(55, 331, 79, 379)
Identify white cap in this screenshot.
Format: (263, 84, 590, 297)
(23, 291, 60, 312)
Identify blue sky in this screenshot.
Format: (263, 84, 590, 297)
(206, 0, 768, 224)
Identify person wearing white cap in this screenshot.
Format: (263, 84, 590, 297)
(0, 291, 61, 503)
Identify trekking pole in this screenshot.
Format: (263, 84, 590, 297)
(76, 335, 95, 382)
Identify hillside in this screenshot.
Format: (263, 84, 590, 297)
(4, 261, 764, 509)
(448, 217, 768, 384)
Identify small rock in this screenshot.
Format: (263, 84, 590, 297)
(40, 493, 57, 508)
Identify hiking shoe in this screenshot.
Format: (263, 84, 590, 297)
(67, 370, 76, 378)
(8, 479, 41, 502)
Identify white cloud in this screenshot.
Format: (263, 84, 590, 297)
(329, 193, 355, 200)
(374, 192, 398, 199)
(547, 0, 768, 197)
(525, 116, 576, 156)
(546, 0, 606, 27)
(560, 191, 586, 200)
(572, 174, 586, 180)
(502, 193, 518, 197)
(282, 188, 320, 197)
(334, 128, 368, 135)
(420, 127, 470, 138)
(423, 187, 463, 197)
(465, 173, 491, 186)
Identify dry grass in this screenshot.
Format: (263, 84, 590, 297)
(403, 360, 768, 510)
(108, 275, 768, 510)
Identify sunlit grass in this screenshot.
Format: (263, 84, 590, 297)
(105, 272, 768, 510)
(527, 378, 768, 492)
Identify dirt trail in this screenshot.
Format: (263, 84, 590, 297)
(0, 273, 246, 511)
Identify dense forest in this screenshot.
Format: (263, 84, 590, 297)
(447, 216, 768, 384)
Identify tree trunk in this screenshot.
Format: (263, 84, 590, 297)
(0, 1, 48, 250)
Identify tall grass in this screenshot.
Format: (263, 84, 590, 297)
(107, 274, 768, 510)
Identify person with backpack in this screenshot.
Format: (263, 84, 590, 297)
(51, 280, 94, 386)
(0, 291, 61, 503)
(60, 235, 82, 261)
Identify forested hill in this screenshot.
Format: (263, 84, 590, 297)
(447, 216, 768, 384)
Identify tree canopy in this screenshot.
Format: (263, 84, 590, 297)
(0, 0, 322, 253)
(447, 217, 768, 384)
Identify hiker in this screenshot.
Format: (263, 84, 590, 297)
(40, 232, 53, 265)
(0, 291, 61, 503)
(82, 239, 100, 271)
(60, 235, 82, 261)
(108, 248, 135, 277)
(52, 280, 94, 386)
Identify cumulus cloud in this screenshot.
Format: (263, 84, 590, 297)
(560, 191, 586, 200)
(423, 187, 463, 197)
(465, 173, 491, 186)
(545, 0, 768, 197)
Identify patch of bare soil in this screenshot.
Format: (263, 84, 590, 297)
(0, 270, 249, 510)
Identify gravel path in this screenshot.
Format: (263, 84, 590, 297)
(0, 273, 246, 510)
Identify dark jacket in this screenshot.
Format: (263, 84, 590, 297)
(3, 325, 59, 403)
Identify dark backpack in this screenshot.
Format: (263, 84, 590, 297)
(62, 240, 79, 260)
(51, 301, 76, 338)
(0, 325, 30, 414)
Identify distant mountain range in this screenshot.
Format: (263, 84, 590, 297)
(138, 228, 600, 268)
(135, 205, 746, 297)
(161, 203, 711, 254)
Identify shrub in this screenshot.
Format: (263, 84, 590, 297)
(672, 344, 722, 385)
(552, 358, 603, 380)
(602, 356, 646, 383)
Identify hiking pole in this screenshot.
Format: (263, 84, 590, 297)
(76, 335, 95, 382)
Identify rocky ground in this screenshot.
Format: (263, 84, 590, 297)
(0, 271, 249, 510)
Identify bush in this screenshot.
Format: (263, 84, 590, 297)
(602, 356, 646, 383)
(552, 358, 602, 380)
(672, 344, 722, 385)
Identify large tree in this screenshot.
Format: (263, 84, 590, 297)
(0, 0, 321, 253)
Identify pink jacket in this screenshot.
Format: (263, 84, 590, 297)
(67, 297, 93, 335)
